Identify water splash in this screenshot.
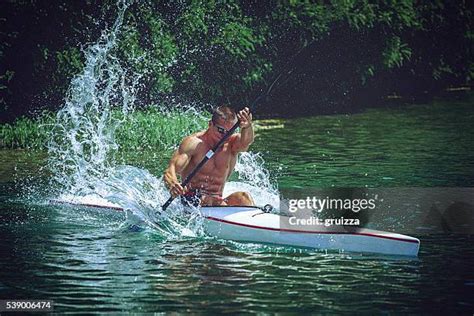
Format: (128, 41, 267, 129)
(231, 152, 279, 207)
(46, 1, 278, 238)
(47, 1, 135, 196)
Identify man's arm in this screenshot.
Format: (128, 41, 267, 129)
(231, 107, 254, 153)
(163, 137, 195, 197)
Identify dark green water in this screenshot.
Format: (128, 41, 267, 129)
(256, 98, 474, 188)
(1, 96, 473, 313)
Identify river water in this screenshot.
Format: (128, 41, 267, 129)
(1, 1, 473, 311)
(1, 95, 473, 313)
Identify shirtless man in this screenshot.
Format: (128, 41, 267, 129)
(163, 106, 255, 207)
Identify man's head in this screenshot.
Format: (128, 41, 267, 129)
(209, 106, 237, 136)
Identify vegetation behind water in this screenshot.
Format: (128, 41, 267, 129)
(1, 1, 472, 122)
(0, 108, 208, 150)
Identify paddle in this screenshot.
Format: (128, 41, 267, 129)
(161, 39, 317, 211)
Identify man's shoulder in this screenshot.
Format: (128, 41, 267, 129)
(180, 131, 204, 151)
(183, 131, 205, 144)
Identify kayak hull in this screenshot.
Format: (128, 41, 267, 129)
(202, 206, 420, 256)
(51, 199, 420, 256)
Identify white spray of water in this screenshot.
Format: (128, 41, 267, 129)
(45, 1, 181, 234)
(48, 0, 135, 196)
(230, 152, 279, 207)
(47, 1, 279, 237)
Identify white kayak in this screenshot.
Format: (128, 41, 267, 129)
(51, 199, 420, 256)
(202, 206, 419, 256)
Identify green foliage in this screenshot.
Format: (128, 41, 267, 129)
(115, 107, 209, 151)
(331, 0, 377, 30)
(272, 1, 330, 39)
(0, 112, 55, 149)
(360, 64, 376, 85)
(170, 0, 268, 103)
(56, 47, 84, 81)
(0, 108, 209, 150)
(432, 58, 454, 80)
(383, 36, 412, 68)
(1, 0, 472, 118)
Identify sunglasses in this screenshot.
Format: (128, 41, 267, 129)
(212, 121, 232, 135)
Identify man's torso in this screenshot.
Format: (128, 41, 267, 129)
(181, 131, 238, 197)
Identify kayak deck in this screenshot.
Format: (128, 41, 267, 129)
(50, 199, 420, 256)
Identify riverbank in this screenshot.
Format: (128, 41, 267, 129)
(2, 94, 473, 188)
(0, 107, 208, 150)
(258, 85, 473, 118)
(2, 89, 472, 150)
